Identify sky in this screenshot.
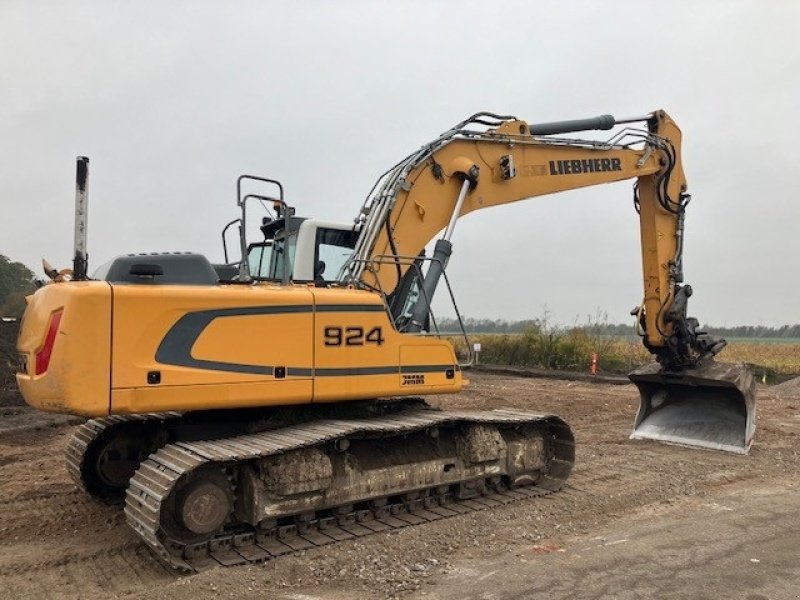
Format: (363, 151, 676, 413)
(1, 0, 798, 326)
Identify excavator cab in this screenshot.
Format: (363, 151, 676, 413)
(629, 361, 756, 454)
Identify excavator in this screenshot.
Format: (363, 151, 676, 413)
(15, 109, 754, 572)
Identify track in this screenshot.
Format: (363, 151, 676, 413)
(66, 412, 180, 503)
(123, 407, 573, 572)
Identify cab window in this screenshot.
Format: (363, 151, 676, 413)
(247, 242, 272, 279)
(315, 228, 358, 282)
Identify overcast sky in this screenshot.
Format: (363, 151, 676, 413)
(2, 1, 798, 326)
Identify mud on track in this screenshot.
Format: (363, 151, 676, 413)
(0, 372, 798, 599)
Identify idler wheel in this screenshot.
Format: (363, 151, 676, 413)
(176, 471, 233, 535)
(83, 422, 167, 503)
(96, 445, 139, 489)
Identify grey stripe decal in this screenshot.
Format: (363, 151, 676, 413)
(400, 365, 460, 374)
(182, 360, 274, 376)
(316, 304, 385, 313)
(148, 362, 456, 378)
(154, 303, 392, 376)
(287, 367, 314, 377)
(316, 366, 397, 376)
(155, 305, 312, 371)
(313, 364, 458, 377)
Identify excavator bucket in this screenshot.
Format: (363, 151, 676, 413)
(629, 361, 756, 454)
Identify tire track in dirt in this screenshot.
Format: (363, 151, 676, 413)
(0, 545, 173, 599)
(0, 408, 174, 598)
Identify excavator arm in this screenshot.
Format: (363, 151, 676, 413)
(346, 109, 756, 453)
(349, 110, 715, 369)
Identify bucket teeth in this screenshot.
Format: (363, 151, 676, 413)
(629, 361, 756, 454)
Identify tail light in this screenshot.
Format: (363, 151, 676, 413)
(35, 310, 63, 375)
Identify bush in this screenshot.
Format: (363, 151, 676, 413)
(449, 318, 648, 374)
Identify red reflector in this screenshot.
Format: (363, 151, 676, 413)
(35, 310, 63, 375)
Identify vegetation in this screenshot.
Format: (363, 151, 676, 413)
(0, 320, 19, 390)
(446, 318, 646, 375)
(0, 255, 35, 317)
(438, 316, 800, 340)
(442, 316, 800, 381)
(718, 342, 800, 379)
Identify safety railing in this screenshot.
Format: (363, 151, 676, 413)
(348, 254, 474, 368)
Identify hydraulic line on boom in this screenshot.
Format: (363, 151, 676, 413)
(344, 109, 755, 453)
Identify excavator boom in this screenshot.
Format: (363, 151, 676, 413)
(345, 109, 755, 453)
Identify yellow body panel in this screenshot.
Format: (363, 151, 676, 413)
(110, 284, 315, 390)
(16, 282, 111, 416)
(111, 381, 313, 414)
(310, 287, 460, 402)
(17, 281, 461, 417)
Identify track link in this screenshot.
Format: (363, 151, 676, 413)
(125, 407, 574, 572)
(66, 413, 180, 502)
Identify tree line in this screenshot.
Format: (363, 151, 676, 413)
(0, 255, 35, 317)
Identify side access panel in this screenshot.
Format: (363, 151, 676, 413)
(398, 344, 460, 391)
(110, 284, 315, 414)
(310, 288, 461, 403)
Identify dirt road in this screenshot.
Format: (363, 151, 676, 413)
(421, 481, 800, 600)
(1, 372, 798, 599)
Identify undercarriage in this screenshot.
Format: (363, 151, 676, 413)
(66, 400, 574, 572)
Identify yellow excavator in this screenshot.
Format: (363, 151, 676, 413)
(15, 109, 754, 572)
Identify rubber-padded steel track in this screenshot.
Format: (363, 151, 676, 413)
(66, 413, 180, 499)
(124, 408, 574, 572)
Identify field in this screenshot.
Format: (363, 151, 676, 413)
(718, 339, 800, 377)
(447, 330, 800, 382)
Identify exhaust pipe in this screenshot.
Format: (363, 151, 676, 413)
(73, 156, 90, 280)
(629, 361, 756, 454)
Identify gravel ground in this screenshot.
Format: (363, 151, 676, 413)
(0, 372, 798, 599)
(772, 375, 800, 397)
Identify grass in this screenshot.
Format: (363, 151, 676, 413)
(718, 341, 800, 379)
(446, 322, 800, 383)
